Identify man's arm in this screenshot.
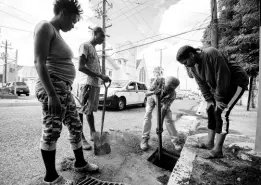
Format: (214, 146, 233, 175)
(78, 45, 110, 82)
(191, 68, 214, 102)
(212, 55, 231, 103)
(78, 54, 102, 78)
(161, 91, 175, 122)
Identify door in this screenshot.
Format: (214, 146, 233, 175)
(137, 83, 147, 103)
(126, 82, 139, 104)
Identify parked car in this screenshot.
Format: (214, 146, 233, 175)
(176, 93, 184, 100)
(99, 80, 148, 110)
(3, 82, 30, 96)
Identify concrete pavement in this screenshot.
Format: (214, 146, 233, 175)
(0, 96, 40, 107)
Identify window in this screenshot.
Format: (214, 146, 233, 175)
(109, 71, 112, 77)
(137, 83, 147, 90)
(128, 82, 136, 90)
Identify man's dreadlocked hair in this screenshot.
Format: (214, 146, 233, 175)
(53, 0, 83, 17)
(176, 45, 201, 62)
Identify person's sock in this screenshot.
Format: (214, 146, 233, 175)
(73, 147, 87, 168)
(41, 149, 59, 182)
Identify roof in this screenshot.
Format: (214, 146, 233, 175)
(136, 59, 142, 69)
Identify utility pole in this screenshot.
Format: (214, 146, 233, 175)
(155, 47, 166, 76)
(254, 0, 261, 155)
(1, 40, 11, 86)
(102, 0, 106, 75)
(211, 0, 218, 48)
(14, 49, 18, 95)
(90, 0, 112, 75)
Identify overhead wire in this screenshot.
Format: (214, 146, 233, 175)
(0, 26, 32, 33)
(125, 0, 157, 36)
(0, 1, 33, 16)
(111, 0, 148, 39)
(0, 9, 34, 24)
(111, 27, 207, 55)
(110, 0, 161, 24)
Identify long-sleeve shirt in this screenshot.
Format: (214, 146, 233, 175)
(148, 77, 176, 109)
(190, 47, 249, 102)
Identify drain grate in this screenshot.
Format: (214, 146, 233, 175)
(77, 176, 127, 185)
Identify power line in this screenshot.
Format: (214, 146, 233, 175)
(0, 1, 33, 16)
(119, 0, 149, 37)
(110, 0, 161, 24)
(113, 27, 207, 54)
(125, 0, 157, 36)
(0, 26, 32, 33)
(111, 0, 147, 39)
(109, 0, 150, 19)
(0, 9, 34, 24)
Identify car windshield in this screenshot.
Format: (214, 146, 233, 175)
(110, 80, 128, 88)
(15, 82, 26, 86)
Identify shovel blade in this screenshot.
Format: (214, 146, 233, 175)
(93, 131, 111, 155)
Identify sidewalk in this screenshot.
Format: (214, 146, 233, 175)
(168, 103, 260, 185)
(193, 103, 257, 139)
(0, 96, 40, 107)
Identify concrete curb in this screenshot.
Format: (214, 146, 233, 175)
(167, 133, 255, 185)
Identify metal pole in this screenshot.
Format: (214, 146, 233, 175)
(254, 0, 261, 154)
(211, 0, 218, 48)
(156, 47, 166, 76)
(14, 50, 18, 95)
(102, 0, 106, 75)
(4, 40, 7, 83)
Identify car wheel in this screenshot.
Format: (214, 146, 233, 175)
(26, 94, 29, 96)
(117, 98, 126, 110)
(142, 98, 147, 107)
(17, 93, 20, 96)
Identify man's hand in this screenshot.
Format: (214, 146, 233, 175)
(154, 89, 162, 95)
(100, 74, 111, 83)
(48, 94, 62, 117)
(206, 100, 214, 110)
(216, 101, 227, 110)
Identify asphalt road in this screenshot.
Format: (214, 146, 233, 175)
(0, 98, 197, 185)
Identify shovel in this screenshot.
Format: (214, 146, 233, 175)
(147, 93, 180, 171)
(93, 81, 111, 155)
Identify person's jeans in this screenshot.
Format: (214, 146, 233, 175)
(142, 101, 178, 142)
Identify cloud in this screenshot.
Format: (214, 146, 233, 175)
(137, 0, 210, 90)
(1, 0, 97, 65)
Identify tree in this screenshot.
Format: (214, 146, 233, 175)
(202, 0, 259, 110)
(153, 66, 163, 77)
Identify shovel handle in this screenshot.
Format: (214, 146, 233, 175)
(103, 81, 111, 88)
(100, 81, 111, 135)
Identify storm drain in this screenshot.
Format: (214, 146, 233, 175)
(77, 176, 127, 185)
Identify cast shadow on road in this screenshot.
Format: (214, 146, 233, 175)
(98, 105, 145, 112)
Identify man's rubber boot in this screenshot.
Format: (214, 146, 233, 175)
(140, 138, 149, 151)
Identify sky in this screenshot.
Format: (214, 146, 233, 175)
(0, 0, 211, 90)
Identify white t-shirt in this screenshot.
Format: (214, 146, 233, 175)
(78, 42, 102, 87)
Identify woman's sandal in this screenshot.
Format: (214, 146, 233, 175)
(43, 176, 74, 185)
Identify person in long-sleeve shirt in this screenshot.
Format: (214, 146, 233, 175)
(176, 46, 249, 159)
(140, 76, 180, 152)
